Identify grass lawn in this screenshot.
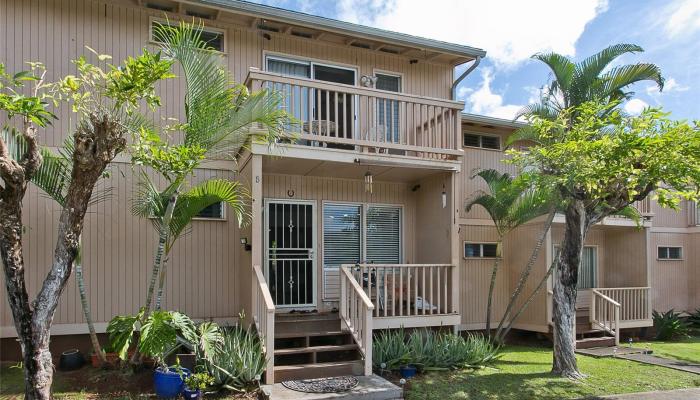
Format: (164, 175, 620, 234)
(635, 335, 700, 364)
(405, 345, 700, 400)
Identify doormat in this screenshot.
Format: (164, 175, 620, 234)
(281, 376, 359, 393)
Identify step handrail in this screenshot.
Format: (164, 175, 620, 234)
(252, 264, 275, 383)
(339, 265, 374, 376)
(590, 288, 620, 346)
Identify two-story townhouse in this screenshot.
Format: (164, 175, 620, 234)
(460, 113, 700, 348)
(0, 0, 697, 384)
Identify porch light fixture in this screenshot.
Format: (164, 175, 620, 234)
(240, 237, 251, 251)
(441, 184, 447, 209)
(364, 170, 374, 194)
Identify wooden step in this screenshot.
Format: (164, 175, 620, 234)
(275, 315, 341, 335)
(274, 360, 364, 383)
(275, 330, 348, 339)
(576, 336, 616, 349)
(274, 343, 358, 356)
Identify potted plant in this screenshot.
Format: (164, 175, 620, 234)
(183, 372, 214, 399)
(153, 362, 190, 399)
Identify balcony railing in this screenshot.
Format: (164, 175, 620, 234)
(246, 68, 464, 161)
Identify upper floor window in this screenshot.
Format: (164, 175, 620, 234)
(463, 132, 501, 150)
(150, 18, 226, 52)
(658, 246, 683, 260)
(196, 202, 225, 220)
(464, 242, 499, 258)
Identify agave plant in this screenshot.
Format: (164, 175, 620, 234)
(372, 328, 410, 370)
(653, 309, 691, 340)
(407, 330, 500, 370)
(203, 325, 266, 392)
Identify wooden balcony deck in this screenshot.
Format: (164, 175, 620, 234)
(246, 68, 465, 162)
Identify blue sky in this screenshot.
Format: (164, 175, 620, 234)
(251, 0, 699, 121)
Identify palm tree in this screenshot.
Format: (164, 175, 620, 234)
(133, 21, 289, 321)
(512, 43, 664, 378)
(516, 43, 664, 123)
(465, 169, 553, 338)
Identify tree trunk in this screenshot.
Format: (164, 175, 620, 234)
(484, 241, 503, 338)
(142, 192, 177, 313)
(1, 113, 126, 399)
(494, 209, 556, 341)
(154, 253, 170, 310)
(496, 259, 556, 343)
(75, 237, 106, 365)
(551, 201, 587, 379)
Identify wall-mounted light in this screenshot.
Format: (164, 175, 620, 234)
(240, 237, 251, 251)
(441, 184, 447, 209)
(409, 59, 418, 64)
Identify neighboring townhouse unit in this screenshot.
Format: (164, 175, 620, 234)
(0, 0, 698, 384)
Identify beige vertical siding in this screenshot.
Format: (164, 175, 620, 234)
(649, 232, 695, 312)
(602, 228, 648, 288)
(0, 165, 243, 334)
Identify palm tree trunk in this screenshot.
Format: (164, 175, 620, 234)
(75, 236, 106, 365)
(496, 259, 556, 343)
(494, 209, 556, 341)
(552, 201, 586, 379)
(485, 241, 503, 338)
(154, 252, 170, 310)
(142, 192, 178, 313)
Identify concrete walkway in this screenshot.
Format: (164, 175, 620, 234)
(617, 353, 700, 375)
(581, 387, 700, 399)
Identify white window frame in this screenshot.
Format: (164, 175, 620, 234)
(149, 16, 227, 53)
(263, 52, 359, 84)
(192, 201, 227, 221)
(372, 69, 403, 93)
(463, 241, 500, 259)
(657, 245, 683, 261)
(463, 131, 502, 151)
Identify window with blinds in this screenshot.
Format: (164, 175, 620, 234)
(658, 246, 683, 260)
(322, 203, 402, 299)
(463, 132, 501, 150)
(376, 74, 401, 143)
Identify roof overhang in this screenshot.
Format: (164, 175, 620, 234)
(180, 0, 486, 65)
(462, 112, 526, 129)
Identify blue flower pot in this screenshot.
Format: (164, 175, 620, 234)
(182, 387, 202, 399)
(400, 365, 417, 379)
(153, 367, 190, 399)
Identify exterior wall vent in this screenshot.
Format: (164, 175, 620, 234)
(291, 31, 313, 39)
(145, 2, 174, 12)
(350, 42, 371, 49)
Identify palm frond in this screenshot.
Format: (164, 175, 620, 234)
(506, 125, 544, 147)
(514, 102, 560, 122)
(597, 63, 664, 100)
(167, 179, 250, 244)
(615, 204, 642, 227)
(572, 44, 644, 101)
(531, 52, 576, 96)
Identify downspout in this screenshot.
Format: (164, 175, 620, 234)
(451, 55, 481, 100)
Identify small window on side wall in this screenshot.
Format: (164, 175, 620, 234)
(658, 246, 683, 260)
(196, 202, 225, 220)
(150, 19, 225, 52)
(464, 242, 499, 258)
(463, 132, 501, 150)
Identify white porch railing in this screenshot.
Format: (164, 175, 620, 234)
(246, 68, 464, 161)
(595, 287, 651, 325)
(346, 264, 456, 318)
(252, 264, 275, 383)
(339, 265, 374, 376)
(590, 289, 621, 345)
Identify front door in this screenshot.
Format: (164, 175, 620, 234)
(265, 199, 316, 308)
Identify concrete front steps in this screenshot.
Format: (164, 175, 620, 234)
(273, 312, 365, 383)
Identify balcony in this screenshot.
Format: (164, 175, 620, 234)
(246, 68, 464, 163)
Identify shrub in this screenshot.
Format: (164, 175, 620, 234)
(408, 330, 500, 370)
(203, 325, 266, 392)
(687, 308, 700, 328)
(653, 309, 691, 340)
(373, 329, 500, 372)
(372, 328, 410, 370)
(184, 372, 214, 391)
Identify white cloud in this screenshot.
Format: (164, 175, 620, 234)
(662, 0, 700, 38)
(623, 99, 649, 115)
(462, 69, 524, 119)
(645, 77, 689, 96)
(336, 0, 608, 67)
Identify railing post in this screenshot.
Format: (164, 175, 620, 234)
(266, 309, 275, 383)
(364, 307, 373, 376)
(590, 290, 596, 324)
(614, 306, 620, 346)
(340, 266, 347, 324)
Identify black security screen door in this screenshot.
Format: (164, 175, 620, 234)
(266, 200, 316, 307)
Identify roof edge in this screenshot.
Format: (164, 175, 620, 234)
(192, 0, 487, 61)
(461, 112, 526, 129)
